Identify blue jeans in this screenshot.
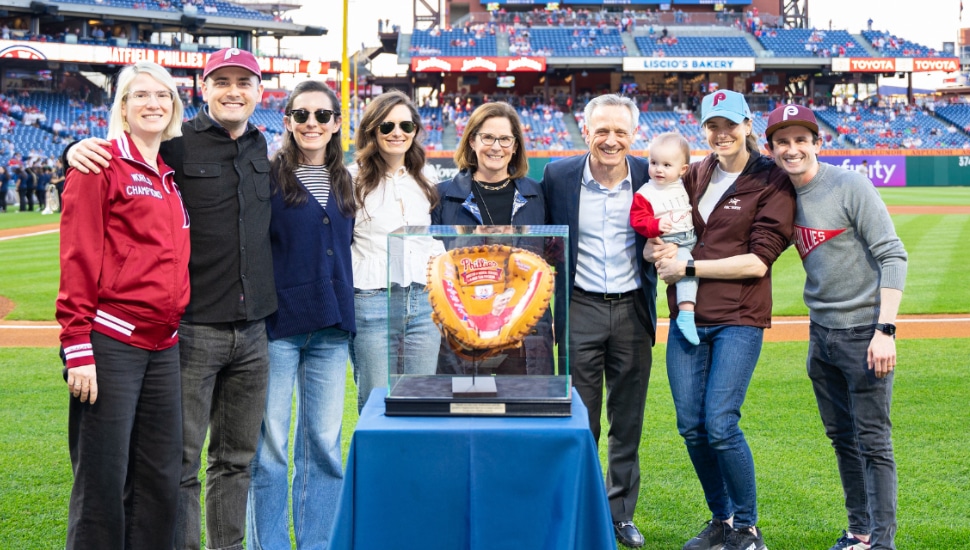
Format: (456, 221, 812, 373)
(351, 284, 440, 412)
(246, 328, 350, 550)
(175, 320, 269, 550)
(666, 323, 764, 528)
(808, 322, 896, 549)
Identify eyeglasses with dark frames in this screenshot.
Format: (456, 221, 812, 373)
(378, 120, 417, 135)
(475, 133, 516, 148)
(286, 108, 338, 124)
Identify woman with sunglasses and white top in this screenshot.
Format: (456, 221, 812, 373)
(432, 101, 552, 376)
(246, 80, 355, 549)
(348, 90, 444, 412)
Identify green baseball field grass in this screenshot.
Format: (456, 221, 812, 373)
(1, 187, 968, 548)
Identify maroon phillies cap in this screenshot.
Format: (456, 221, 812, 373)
(203, 47, 262, 80)
(765, 104, 819, 141)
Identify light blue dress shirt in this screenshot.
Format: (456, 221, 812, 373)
(574, 158, 640, 294)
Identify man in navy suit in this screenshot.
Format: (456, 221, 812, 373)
(541, 94, 657, 548)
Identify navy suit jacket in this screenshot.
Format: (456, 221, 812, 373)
(540, 153, 658, 345)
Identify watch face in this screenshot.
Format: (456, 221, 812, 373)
(878, 323, 896, 336)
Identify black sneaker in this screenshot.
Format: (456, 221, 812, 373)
(723, 526, 767, 550)
(683, 518, 727, 550)
(829, 530, 871, 550)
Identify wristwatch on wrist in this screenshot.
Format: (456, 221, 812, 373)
(685, 259, 695, 277)
(875, 323, 897, 338)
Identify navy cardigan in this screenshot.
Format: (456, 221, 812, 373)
(265, 165, 356, 340)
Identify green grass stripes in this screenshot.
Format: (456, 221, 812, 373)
(894, 213, 970, 313)
(0, 233, 60, 320)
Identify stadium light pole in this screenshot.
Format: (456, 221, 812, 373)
(341, 0, 351, 152)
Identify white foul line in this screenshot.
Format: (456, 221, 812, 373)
(0, 229, 60, 241)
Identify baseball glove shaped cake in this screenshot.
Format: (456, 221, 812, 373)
(427, 245, 554, 360)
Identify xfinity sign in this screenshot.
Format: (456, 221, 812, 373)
(622, 57, 755, 72)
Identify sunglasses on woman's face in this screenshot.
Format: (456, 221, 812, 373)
(378, 120, 417, 135)
(286, 108, 338, 124)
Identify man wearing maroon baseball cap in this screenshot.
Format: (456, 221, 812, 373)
(203, 47, 262, 80)
(766, 103, 906, 550)
(66, 45, 275, 550)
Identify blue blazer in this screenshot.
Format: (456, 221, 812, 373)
(432, 169, 545, 226)
(540, 153, 658, 344)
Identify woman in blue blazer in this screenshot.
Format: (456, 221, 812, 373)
(432, 101, 552, 375)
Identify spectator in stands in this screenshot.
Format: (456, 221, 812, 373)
(646, 90, 794, 550)
(67, 47, 276, 550)
(58, 60, 188, 550)
(246, 80, 355, 550)
(348, 90, 443, 413)
(432, 101, 552, 376)
(17, 165, 35, 211)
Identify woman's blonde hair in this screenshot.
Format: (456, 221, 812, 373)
(107, 61, 183, 142)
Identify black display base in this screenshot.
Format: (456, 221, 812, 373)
(385, 375, 571, 417)
(452, 376, 498, 398)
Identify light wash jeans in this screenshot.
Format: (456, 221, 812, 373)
(246, 328, 350, 550)
(666, 322, 764, 528)
(351, 283, 440, 412)
(808, 321, 897, 550)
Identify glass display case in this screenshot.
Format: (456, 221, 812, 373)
(384, 225, 570, 416)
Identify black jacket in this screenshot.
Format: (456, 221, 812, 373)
(159, 110, 277, 323)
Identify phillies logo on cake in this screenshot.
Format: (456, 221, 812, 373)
(794, 225, 846, 259)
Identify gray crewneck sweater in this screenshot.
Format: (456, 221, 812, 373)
(793, 162, 908, 328)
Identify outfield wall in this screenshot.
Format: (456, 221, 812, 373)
(425, 149, 970, 187)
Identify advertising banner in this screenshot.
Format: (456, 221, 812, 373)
(821, 156, 906, 187)
(0, 40, 325, 74)
(622, 56, 755, 72)
(411, 56, 545, 72)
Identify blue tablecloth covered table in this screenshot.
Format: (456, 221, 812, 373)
(330, 388, 617, 550)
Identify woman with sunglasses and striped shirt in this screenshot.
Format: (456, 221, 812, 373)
(348, 90, 444, 413)
(246, 80, 356, 549)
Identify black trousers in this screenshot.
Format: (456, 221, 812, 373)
(19, 185, 34, 211)
(66, 332, 182, 550)
(568, 289, 652, 522)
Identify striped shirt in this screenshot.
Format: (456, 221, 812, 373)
(296, 164, 330, 208)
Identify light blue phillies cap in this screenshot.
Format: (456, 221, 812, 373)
(700, 90, 752, 124)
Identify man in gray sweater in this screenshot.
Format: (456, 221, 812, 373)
(765, 104, 907, 550)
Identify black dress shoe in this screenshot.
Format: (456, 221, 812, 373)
(614, 520, 645, 548)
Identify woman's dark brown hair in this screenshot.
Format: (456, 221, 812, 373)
(353, 90, 437, 212)
(274, 80, 355, 217)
